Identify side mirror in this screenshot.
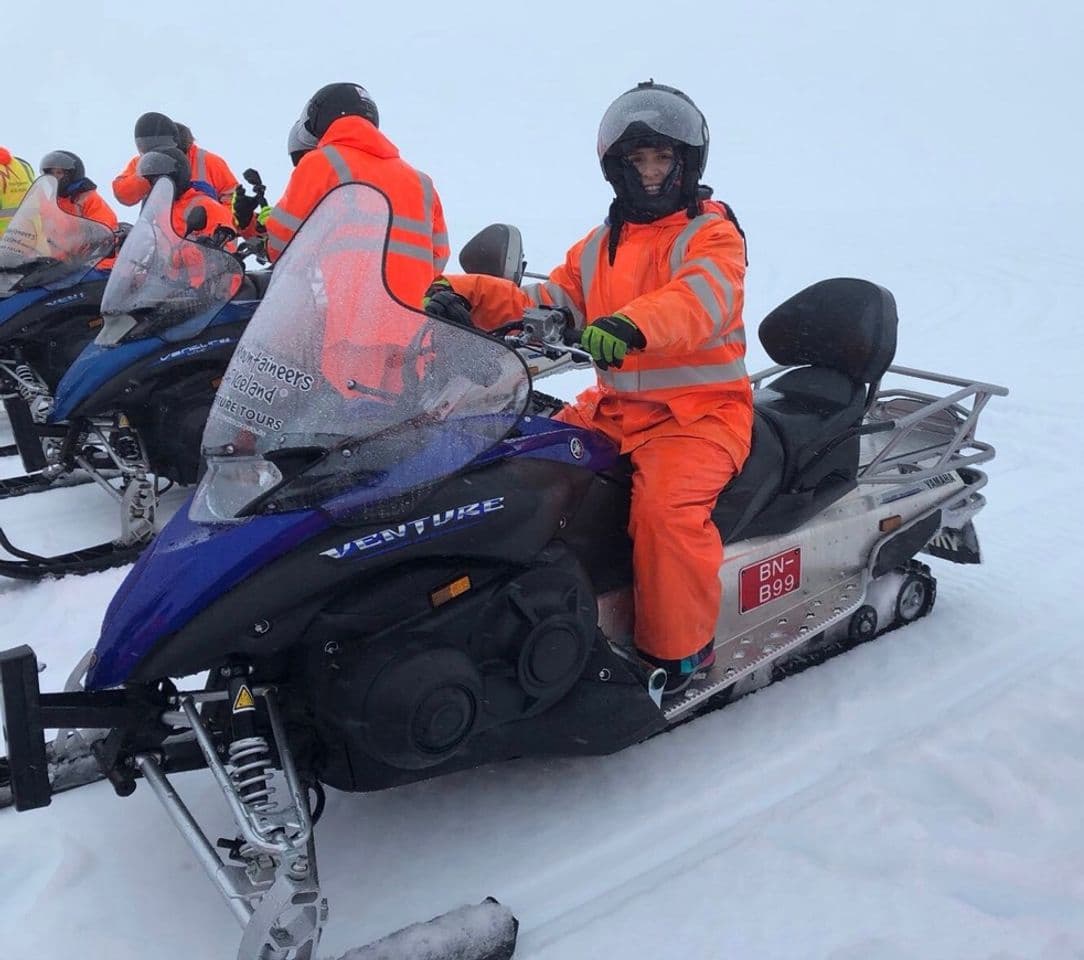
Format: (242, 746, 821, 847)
(458, 224, 525, 286)
(183, 206, 208, 238)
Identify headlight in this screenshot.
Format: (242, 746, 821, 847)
(189, 455, 283, 522)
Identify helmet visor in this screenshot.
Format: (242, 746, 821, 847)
(598, 86, 707, 160)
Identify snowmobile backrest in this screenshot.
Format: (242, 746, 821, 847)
(758, 278, 898, 390)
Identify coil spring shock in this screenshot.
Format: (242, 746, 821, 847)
(12, 362, 47, 402)
(228, 735, 277, 813)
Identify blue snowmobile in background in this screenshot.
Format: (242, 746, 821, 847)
(0, 183, 1006, 960)
(0, 175, 118, 477)
(0, 177, 268, 579)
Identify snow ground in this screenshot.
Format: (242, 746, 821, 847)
(2, 2, 1083, 958)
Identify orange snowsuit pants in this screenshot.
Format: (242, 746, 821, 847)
(557, 403, 739, 663)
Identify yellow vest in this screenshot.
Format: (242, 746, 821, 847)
(0, 153, 36, 235)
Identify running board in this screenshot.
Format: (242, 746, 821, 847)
(0, 526, 149, 580)
(663, 573, 867, 722)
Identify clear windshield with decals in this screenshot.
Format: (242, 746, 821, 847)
(190, 182, 530, 522)
(98, 178, 242, 343)
(0, 176, 115, 296)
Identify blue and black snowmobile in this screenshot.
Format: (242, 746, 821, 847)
(0, 177, 268, 579)
(0, 174, 118, 477)
(0, 183, 1007, 960)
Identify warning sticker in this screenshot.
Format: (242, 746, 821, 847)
(232, 685, 256, 713)
(739, 547, 802, 614)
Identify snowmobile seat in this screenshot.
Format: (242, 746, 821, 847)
(235, 269, 273, 301)
(713, 278, 898, 541)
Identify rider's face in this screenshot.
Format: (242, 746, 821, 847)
(623, 145, 676, 195)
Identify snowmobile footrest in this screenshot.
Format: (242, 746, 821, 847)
(0, 646, 51, 811)
(0, 526, 148, 580)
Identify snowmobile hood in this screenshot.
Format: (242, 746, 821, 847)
(86, 502, 332, 689)
(48, 299, 249, 422)
(0, 269, 109, 327)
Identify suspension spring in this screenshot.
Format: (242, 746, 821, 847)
(11, 362, 47, 402)
(227, 735, 277, 813)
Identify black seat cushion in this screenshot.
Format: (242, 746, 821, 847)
(711, 413, 784, 543)
(754, 366, 865, 486)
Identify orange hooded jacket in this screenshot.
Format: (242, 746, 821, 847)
(263, 115, 449, 307)
(112, 144, 239, 207)
(58, 186, 119, 270)
(444, 201, 752, 466)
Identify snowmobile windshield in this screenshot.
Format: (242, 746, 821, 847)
(98, 178, 243, 345)
(190, 182, 530, 523)
(0, 175, 115, 296)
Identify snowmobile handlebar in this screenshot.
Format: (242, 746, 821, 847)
(499, 305, 595, 365)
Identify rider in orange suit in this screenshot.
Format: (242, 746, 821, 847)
(425, 82, 752, 694)
(250, 82, 449, 309)
(113, 112, 238, 207)
(40, 150, 120, 269)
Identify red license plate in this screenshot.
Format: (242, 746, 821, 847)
(739, 547, 802, 613)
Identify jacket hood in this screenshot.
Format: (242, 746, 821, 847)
(319, 115, 399, 160)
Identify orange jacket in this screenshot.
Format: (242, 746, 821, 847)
(58, 187, 120, 270)
(445, 201, 752, 464)
(167, 189, 238, 289)
(58, 188, 119, 230)
(263, 115, 449, 306)
(112, 144, 239, 207)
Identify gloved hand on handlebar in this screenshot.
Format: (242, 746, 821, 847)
(580, 313, 646, 369)
(422, 279, 473, 327)
(232, 189, 261, 230)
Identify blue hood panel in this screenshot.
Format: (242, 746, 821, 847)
(87, 503, 331, 689)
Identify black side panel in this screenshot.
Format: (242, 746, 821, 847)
(873, 510, 942, 577)
(2, 397, 47, 473)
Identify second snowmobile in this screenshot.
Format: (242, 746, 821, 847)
(0, 178, 267, 578)
(0, 183, 1006, 959)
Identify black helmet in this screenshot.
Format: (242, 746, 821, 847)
(174, 122, 194, 151)
(137, 147, 191, 196)
(134, 112, 179, 155)
(597, 80, 709, 221)
(287, 118, 318, 167)
(303, 82, 379, 139)
(40, 149, 86, 193)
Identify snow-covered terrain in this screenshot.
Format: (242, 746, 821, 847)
(2, 2, 1082, 958)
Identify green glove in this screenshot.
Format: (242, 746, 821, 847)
(580, 313, 645, 369)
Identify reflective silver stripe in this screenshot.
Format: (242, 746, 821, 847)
(388, 237, 439, 263)
(192, 148, 208, 183)
(597, 358, 749, 392)
(418, 172, 434, 243)
(537, 281, 584, 326)
(524, 285, 544, 306)
(432, 229, 448, 250)
(0, 206, 18, 217)
(434, 248, 449, 273)
(668, 213, 719, 272)
(577, 225, 608, 306)
(392, 213, 430, 234)
(269, 206, 304, 230)
(320, 145, 354, 184)
(681, 256, 735, 320)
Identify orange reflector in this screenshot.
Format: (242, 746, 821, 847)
(87, 316, 103, 328)
(430, 575, 472, 607)
(879, 515, 903, 533)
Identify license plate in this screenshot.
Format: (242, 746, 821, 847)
(739, 547, 802, 613)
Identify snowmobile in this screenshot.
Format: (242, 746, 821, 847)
(0, 183, 1007, 960)
(0, 177, 268, 579)
(0, 174, 118, 470)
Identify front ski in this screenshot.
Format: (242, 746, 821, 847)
(0, 468, 97, 500)
(0, 526, 148, 579)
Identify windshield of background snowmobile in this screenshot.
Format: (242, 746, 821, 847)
(99, 179, 243, 342)
(190, 182, 531, 523)
(0, 176, 114, 294)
